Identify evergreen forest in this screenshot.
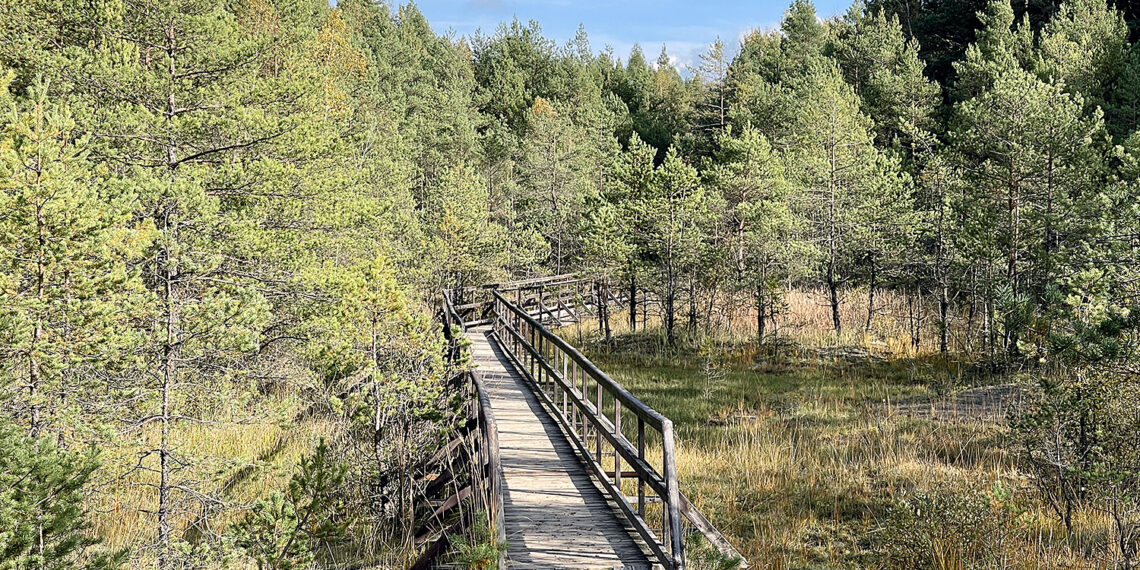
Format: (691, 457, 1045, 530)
(2, 0, 1140, 567)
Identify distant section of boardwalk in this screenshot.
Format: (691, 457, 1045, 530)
(468, 326, 654, 569)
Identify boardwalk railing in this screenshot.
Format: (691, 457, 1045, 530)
(412, 295, 506, 570)
(488, 289, 747, 570)
(450, 274, 623, 328)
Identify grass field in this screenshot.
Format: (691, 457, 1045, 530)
(561, 292, 1118, 569)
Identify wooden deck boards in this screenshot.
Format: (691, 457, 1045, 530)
(469, 326, 654, 570)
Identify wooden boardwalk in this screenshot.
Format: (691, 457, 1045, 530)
(469, 326, 654, 570)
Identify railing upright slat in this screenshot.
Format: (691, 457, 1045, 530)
(637, 417, 646, 517)
(595, 379, 603, 461)
(614, 402, 623, 491)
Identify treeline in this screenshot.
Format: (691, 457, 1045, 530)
(2, 0, 1140, 566)
(489, 0, 1140, 363)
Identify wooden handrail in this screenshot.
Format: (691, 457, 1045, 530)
(493, 291, 669, 427)
(489, 288, 747, 569)
(442, 290, 466, 332)
(490, 290, 685, 567)
(472, 372, 506, 569)
(414, 296, 505, 569)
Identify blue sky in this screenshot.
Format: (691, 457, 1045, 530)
(410, 0, 855, 69)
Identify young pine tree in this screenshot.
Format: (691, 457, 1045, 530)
(950, 68, 1107, 359)
(0, 78, 153, 442)
(786, 65, 911, 337)
(1036, 0, 1128, 115)
(831, 7, 941, 151)
(0, 421, 127, 570)
(233, 440, 349, 570)
(637, 148, 713, 346)
(709, 124, 811, 341)
(953, 0, 1035, 101)
(65, 1, 315, 564)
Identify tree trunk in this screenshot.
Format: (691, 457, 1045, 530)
(642, 291, 648, 330)
(687, 275, 697, 334)
(30, 199, 44, 437)
(910, 286, 922, 351)
(827, 259, 841, 336)
(598, 282, 612, 342)
(628, 273, 637, 333)
(939, 284, 949, 354)
(159, 235, 174, 570)
(756, 285, 766, 344)
(864, 256, 876, 332)
(158, 24, 180, 569)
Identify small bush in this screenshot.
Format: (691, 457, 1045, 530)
(881, 489, 1012, 569)
(449, 516, 507, 570)
(0, 422, 126, 570)
(684, 533, 743, 570)
(233, 440, 350, 570)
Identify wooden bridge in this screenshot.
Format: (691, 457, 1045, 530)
(415, 276, 745, 569)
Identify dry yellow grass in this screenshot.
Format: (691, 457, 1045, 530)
(85, 399, 338, 566)
(559, 289, 1122, 569)
(588, 286, 985, 359)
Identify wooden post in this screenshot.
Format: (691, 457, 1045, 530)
(529, 324, 536, 381)
(662, 420, 685, 567)
(562, 361, 569, 420)
(614, 403, 622, 491)
(581, 370, 590, 442)
(570, 361, 579, 434)
(595, 382, 603, 461)
(637, 417, 646, 517)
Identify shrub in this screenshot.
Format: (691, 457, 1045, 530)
(233, 440, 350, 570)
(449, 516, 507, 570)
(881, 489, 1011, 569)
(0, 422, 125, 570)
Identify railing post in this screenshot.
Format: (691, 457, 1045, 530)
(566, 361, 575, 427)
(662, 420, 685, 569)
(614, 403, 622, 490)
(595, 381, 603, 462)
(637, 417, 646, 517)
(583, 367, 592, 442)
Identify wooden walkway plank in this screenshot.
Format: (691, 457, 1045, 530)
(468, 326, 655, 570)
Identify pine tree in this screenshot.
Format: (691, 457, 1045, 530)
(579, 195, 632, 341)
(690, 38, 731, 157)
(832, 8, 941, 150)
(781, 0, 829, 75)
(950, 68, 1107, 358)
(233, 440, 350, 570)
(421, 164, 509, 290)
(0, 420, 126, 570)
(0, 78, 153, 442)
(729, 30, 800, 146)
(953, 0, 1035, 100)
(1037, 0, 1128, 114)
(633, 45, 688, 160)
(605, 134, 660, 332)
(58, 1, 325, 564)
(1106, 44, 1140, 139)
(636, 147, 713, 345)
(519, 97, 597, 272)
(907, 126, 964, 354)
(786, 64, 910, 336)
(709, 124, 812, 340)
(471, 19, 561, 135)
(392, 4, 479, 197)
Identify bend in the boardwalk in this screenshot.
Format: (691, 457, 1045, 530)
(468, 325, 656, 569)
